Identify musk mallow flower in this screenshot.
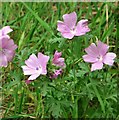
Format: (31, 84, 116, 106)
(52, 50, 65, 68)
(57, 12, 90, 39)
(0, 26, 13, 38)
(50, 69, 63, 79)
(83, 41, 116, 71)
(21, 53, 50, 80)
(0, 36, 17, 67)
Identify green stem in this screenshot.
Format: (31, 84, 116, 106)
(41, 94, 44, 118)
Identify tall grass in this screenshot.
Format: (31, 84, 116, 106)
(1, 2, 119, 119)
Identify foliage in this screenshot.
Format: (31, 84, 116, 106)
(1, 2, 119, 119)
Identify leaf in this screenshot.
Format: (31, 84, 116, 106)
(49, 37, 65, 44)
(90, 79, 105, 114)
(49, 103, 62, 118)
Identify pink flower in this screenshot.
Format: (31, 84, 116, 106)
(83, 41, 116, 71)
(21, 53, 50, 80)
(0, 36, 17, 67)
(52, 51, 65, 68)
(25, 80, 32, 84)
(50, 69, 63, 79)
(0, 26, 13, 38)
(57, 12, 90, 39)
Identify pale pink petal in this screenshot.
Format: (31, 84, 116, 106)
(21, 66, 37, 75)
(61, 32, 74, 39)
(1, 26, 13, 35)
(75, 19, 90, 36)
(57, 21, 74, 39)
(1, 36, 8, 48)
(28, 73, 40, 80)
(53, 51, 62, 59)
(55, 58, 65, 67)
(57, 21, 70, 33)
(5, 39, 17, 50)
(1, 37, 17, 51)
(38, 52, 49, 75)
(91, 61, 103, 71)
(63, 12, 77, 29)
(97, 41, 109, 56)
(0, 52, 8, 67)
(25, 58, 37, 69)
(3, 49, 15, 61)
(85, 43, 99, 57)
(103, 52, 116, 66)
(53, 58, 65, 67)
(82, 55, 98, 63)
(52, 51, 65, 68)
(50, 69, 62, 79)
(26, 54, 40, 68)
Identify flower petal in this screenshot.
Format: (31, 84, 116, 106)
(53, 51, 62, 59)
(61, 32, 74, 39)
(1, 37, 17, 51)
(5, 39, 17, 50)
(25, 54, 40, 68)
(75, 19, 90, 36)
(50, 69, 62, 79)
(57, 21, 74, 39)
(1, 36, 9, 48)
(103, 52, 116, 66)
(83, 55, 98, 63)
(21, 66, 37, 75)
(91, 61, 103, 71)
(0, 26, 13, 36)
(97, 41, 109, 56)
(63, 12, 77, 29)
(28, 73, 40, 80)
(3, 49, 15, 61)
(85, 43, 99, 57)
(57, 21, 70, 33)
(38, 52, 49, 75)
(0, 52, 8, 67)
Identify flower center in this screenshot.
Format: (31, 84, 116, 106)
(0, 48, 6, 55)
(35, 66, 42, 74)
(98, 56, 103, 62)
(70, 28, 76, 34)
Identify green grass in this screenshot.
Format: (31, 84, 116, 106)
(1, 2, 119, 119)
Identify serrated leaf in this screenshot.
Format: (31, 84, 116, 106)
(49, 37, 65, 44)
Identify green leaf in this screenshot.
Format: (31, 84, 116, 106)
(49, 37, 65, 44)
(90, 79, 105, 114)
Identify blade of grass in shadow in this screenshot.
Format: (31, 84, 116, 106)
(22, 2, 54, 37)
(101, 20, 114, 42)
(18, 89, 24, 113)
(13, 86, 18, 115)
(115, 6, 119, 52)
(89, 78, 105, 114)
